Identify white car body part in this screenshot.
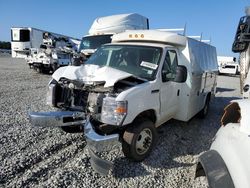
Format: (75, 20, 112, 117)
(196, 99, 250, 188)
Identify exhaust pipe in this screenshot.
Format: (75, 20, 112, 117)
(29, 111, 85, 127)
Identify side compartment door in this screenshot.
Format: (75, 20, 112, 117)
(160, 49, 179, 121)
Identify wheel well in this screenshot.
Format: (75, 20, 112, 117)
(195, 150, 234, 188)
(134, 110, 157, 123)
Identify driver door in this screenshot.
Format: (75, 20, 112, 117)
(160, 49, 179, 121)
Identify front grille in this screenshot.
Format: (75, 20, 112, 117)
(73, 89, 88, 108)
(54, 84, 88, 111)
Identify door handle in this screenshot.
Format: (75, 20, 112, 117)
(151, 89, 159, 93)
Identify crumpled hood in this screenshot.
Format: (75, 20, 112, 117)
(52, 64, 133, 87)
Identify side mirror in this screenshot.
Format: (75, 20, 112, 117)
(174, 65, 187, 83)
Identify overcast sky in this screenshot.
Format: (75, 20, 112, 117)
(0, 0, 249, 57)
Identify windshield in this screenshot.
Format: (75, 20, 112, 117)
(85, 45, 162, 80)
(79, 34, 112, 51)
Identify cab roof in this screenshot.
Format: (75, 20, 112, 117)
(112, 30, 187, 47)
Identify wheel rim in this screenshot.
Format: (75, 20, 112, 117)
(135, 128, 152, 155)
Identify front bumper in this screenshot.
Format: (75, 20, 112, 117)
(84, 120, 121, 175)
(29, 111, 85, 127)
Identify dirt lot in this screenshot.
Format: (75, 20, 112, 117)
(0, 57, 241, 188)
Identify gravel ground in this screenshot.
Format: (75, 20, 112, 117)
(0, 57, 241, 188)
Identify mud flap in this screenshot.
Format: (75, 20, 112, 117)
(88, 148, 113, 176)
(196, 150, 234, 188)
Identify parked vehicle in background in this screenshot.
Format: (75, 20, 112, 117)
(76, 13, 149, 61)
(232, 7, 250, 98)
(25, 32, 80, 73)
(11, 27, 80, 59)
(196, 99, 250, 188)
(29, 29, 218, 175)
(217, 56, 239, 75)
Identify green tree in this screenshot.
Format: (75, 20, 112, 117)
(0, 41, 11, 49)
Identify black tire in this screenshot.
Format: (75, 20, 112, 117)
(198, 96, 210, 119)
(60, 125, 82, 133)
(36, 67, 43, 73)
(122, 119, 157, 161)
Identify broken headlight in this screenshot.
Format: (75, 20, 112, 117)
(101, 97, 127, 126)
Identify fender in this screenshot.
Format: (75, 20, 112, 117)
(195, 150, 234, 188)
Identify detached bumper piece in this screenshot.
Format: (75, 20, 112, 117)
(29, 111, 85, 127)
(84, 120, 121, 175)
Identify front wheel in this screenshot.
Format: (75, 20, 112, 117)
(122, 119, 157, 161)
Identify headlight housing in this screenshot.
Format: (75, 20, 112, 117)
(101, 97, 127, 126)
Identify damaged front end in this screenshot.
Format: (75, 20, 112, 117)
(29, 77, 114, 128)
(29, 71, 146, 174)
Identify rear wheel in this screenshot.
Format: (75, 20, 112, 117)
(36, 67, 43, 73)
(198, 96, 210, 118)
(122, 119, 157, 161)
(52, 63, 58, 72)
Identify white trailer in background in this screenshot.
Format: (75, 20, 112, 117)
(78, 13, 149, 58)
(217, 56, 239, 75)
(11, 27, 80, 58)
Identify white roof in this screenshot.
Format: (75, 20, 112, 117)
(88, 13, 148, 35)
(111, 30, 187, 47)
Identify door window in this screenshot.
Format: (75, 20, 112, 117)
(162, 50, 178, 82)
